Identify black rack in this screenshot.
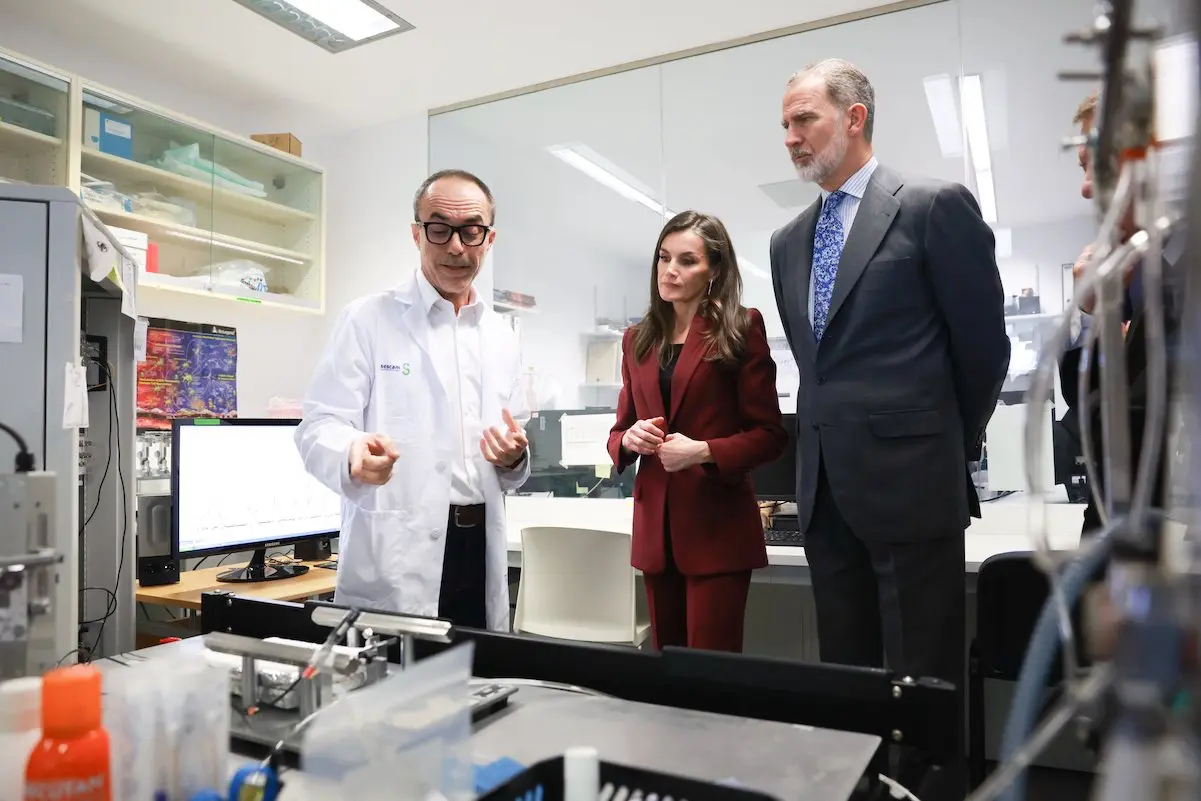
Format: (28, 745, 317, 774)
(200, 593, 957, 772)
(481, 756, 781, 801)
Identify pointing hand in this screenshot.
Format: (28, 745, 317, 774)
(349, 433, 400, 485)
(481, 408, 529, 468)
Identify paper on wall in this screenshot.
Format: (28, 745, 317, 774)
(0, 273, 23, 344)
(134, 317, 149, 362)
(63, 362, 90, 429)
(81, 213, 119, 282)
(559, 412, 616, 467)
(120, 255, 137, 319)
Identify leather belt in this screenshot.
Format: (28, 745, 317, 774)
(449, 504, 486, 528)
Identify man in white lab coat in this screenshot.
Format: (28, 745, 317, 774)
(296, 169, 530, 631)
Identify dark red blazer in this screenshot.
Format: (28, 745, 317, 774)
(606, 308, 787, 576)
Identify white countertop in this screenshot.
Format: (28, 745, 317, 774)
(505, 492, 1087, 573)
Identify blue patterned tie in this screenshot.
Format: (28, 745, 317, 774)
(811, 190, 847, 341)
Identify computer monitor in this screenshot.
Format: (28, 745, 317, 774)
(751, 413, 797, 502)
(172, 418, 341, 583)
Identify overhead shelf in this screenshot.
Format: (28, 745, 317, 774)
(139, 272, 321, 313)
(494, 300, 539, 314)
(0, 120, 59, 151)
(89, 207, 311, 267)
(81, 148, 317, 226)
(0, 47, 327, 313)
(1005, 312, 1061, 323)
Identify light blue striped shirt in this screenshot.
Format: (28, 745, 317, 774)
(808, 156, 879, 322)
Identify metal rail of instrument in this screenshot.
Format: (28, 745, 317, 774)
(0, 471, 64, 680)
(202, 604, 452, 720)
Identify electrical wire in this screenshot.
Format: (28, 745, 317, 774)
(0, 420, 35, 472)
(1127, 157, 1170, 538)
(969, 663, 1114, 801)
(78, 413, 113, 535)
(82, 361, 128, 662)
(237, 607, 363, 777)
(78, 586, 117, 627)
(994, 520, 1118, 801)
(1024, 163, 1136, 539)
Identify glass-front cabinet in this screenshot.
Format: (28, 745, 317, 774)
(78, 84, 324, 312)
(0, 52, 68, 186)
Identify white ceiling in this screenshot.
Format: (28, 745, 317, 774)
(0, 0, 899, 135)
(425, 0, 1181, 322)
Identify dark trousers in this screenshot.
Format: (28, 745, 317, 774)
(437, 505, 487, 629)
(644, 515, 752, 653)
(807, 461, 966, 797)
(807, 461, 966, 681)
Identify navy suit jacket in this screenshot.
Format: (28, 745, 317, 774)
(770, 165, 1011, 542)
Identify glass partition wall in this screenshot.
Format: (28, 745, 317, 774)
(429, 0, 1181, 499)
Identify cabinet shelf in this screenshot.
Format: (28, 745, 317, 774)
(139, 272, 321, 313)
(494, 300, 539, 314)
(0, 46, 327, 313)
(0, 119, 59, 151)
(81, 149, 316, 226)
(90, 207, 310, 267)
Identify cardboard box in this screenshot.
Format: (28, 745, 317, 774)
(252, 132, 302, 157)
(83, 107, 134, 159)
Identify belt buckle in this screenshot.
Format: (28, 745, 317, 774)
(454, 506, 479, 528)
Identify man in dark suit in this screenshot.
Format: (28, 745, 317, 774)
(1058, 91, 1184, 535)
(768, 58, 1011, 686)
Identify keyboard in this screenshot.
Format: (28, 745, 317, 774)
(764, 528, 805, 547)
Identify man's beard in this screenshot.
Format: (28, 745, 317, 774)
(794, 124, 850, 185)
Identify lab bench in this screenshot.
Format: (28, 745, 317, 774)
(99, 637, 881, 801)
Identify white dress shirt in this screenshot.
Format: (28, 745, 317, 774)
(416, 271, 486, 505)
(808, 156, 880, 323)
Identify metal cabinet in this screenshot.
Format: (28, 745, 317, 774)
(0, 184, 136, 666)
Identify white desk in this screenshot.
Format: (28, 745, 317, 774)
(505, 492, 1086, 575)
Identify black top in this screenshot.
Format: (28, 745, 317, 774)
(659, 344, 685, 410)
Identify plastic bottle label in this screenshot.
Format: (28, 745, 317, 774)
(24, 774, 109, 801)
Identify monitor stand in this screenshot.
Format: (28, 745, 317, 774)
(216, 547, 310, 583)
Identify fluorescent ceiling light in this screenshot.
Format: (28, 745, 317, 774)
(922, 75, 963, 158)
(548, 143, 769, 280)
(960, 74, 998, 224)
(230, 0, 414, 52)
(548, 144, 665, 215)
(991, 226, 1012, 259)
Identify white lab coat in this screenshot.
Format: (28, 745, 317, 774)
(295, 273, 530, 631)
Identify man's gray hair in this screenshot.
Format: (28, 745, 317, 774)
(788, 58, 876, 143)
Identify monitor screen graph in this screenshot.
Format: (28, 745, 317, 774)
(173, 420, 340, 581)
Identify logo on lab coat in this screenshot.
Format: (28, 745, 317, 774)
(380, 363, 411, 375)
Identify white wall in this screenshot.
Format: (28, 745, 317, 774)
(306, 115, 430, 344)
(0, 17, 430, 415)
(497, 227, 647, 409)
(0, 16, 325, 415)
(997, 215, 1096, 314)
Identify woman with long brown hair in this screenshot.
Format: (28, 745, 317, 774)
(606, 211, 787, 652)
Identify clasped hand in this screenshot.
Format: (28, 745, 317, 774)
(622, 416, 707, 473)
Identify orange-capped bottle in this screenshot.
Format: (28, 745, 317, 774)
(24, 665, 111, 801)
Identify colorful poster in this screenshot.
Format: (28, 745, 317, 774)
(136, 318, 237, 430)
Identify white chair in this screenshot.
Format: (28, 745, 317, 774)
(514, 526, 651, 646)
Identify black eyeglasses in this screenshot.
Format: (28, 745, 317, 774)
(416, 221, 491, 247)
